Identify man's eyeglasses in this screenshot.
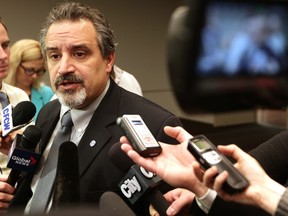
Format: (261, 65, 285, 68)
(19, 64, 46, 76)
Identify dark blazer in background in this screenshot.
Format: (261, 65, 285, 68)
(10, 80, 183, 215)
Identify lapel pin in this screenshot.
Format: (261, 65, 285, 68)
(90, 140, 97, 147)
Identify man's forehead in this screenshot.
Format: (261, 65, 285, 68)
(46, 43, 91, 51)
(45, 20, 97, 48)
(47, 19, 95, 35)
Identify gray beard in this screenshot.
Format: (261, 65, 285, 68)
(57, 88, 87, 109)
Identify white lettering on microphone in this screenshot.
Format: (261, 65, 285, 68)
(120, 176, 141, 198)
(3, 107, 11, 131)
(140, 167, 154, 178)
(11, 156, 31, 166)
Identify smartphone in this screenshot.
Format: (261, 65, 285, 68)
(187, 135, 249, 194)
(117, 114, 162, 157)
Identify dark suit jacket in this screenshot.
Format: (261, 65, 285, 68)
(9, 80, 182, 215)
(190, 131, 288, 216)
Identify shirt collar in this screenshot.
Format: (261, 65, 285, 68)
(60, 79, 110, 130)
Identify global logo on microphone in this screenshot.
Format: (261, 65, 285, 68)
(11, 156, 37, 166)
(7, 148, 40, 172)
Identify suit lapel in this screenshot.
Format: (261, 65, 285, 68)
(77, 116, 112, 176)
(37, 101, 61, 153)
(77, 80, 121, 176)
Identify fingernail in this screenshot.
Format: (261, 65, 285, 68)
(167, 207, 175, 215)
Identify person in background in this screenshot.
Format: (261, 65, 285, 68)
(112, 65, 143, 96)
(3, 2, 182, 215)
(0, 18, 30, 179)
(5, 39, 54, 120)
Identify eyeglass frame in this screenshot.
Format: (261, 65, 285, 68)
(19, 64, 46, 76)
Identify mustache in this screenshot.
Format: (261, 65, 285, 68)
(54, 74, 84, 87)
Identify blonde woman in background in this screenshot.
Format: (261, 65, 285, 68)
(5, 39, 54, 120)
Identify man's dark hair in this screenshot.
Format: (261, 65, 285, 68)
(39, 1, 116, 59)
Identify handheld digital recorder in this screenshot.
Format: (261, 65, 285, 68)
(188, 135, 249, 194)
(117, 114, 162, 157)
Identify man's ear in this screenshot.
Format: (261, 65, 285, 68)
(106, 52, 115, 74)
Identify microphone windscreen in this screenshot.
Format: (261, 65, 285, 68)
(108, 142, 134, 172)
(53, 141, 80, 207)
(21, 125, 42, 150)
(100, 191, 136, 216)
(12, 101, 36, 126)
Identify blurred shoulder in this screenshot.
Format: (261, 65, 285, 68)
(2, 82, 30, 104)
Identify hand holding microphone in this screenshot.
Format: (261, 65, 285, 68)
(0, 175, 15, 212)
(0, 101, 36, 155)
(1, 101, 36, 137)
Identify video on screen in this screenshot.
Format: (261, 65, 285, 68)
(197, 1, 288, 77)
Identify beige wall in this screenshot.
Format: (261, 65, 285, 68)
(1, 0, 185, 117)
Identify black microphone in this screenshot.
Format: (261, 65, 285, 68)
(7, 125, 42, 186)
(100, 191, 136, 216)
(109, 142, 170, 216)
(53, 141, 80, 209)
(2, 101, 36, 137)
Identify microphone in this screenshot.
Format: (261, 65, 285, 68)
(109, 142, 170, 216)
(99, 191, 136, 216)
(2, 101, 36, 137)
(53, 141, 80, 209)
(6, 125, 42, 186)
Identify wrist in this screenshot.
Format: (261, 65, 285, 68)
(188, 181, 209, 198)
(251, 180, 285, 215)
(195, 188, 217, 214)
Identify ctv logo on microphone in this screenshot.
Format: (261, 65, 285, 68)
(119, 165, 161, 204)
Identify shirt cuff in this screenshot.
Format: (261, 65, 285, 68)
(275, 188, 288, 216)
(195, 189, 217, 214)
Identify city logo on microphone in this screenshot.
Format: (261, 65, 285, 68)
(119, 165, 161, 204)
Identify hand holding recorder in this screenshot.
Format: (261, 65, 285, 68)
(188, 135, 249, 194)
(120, 125, 208, 196)
(117, 114, 162, 157)
(200, 144, 285, 214)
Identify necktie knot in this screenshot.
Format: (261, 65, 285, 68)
(0, 92, 9, 108)
(61, 110, 73, 128)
